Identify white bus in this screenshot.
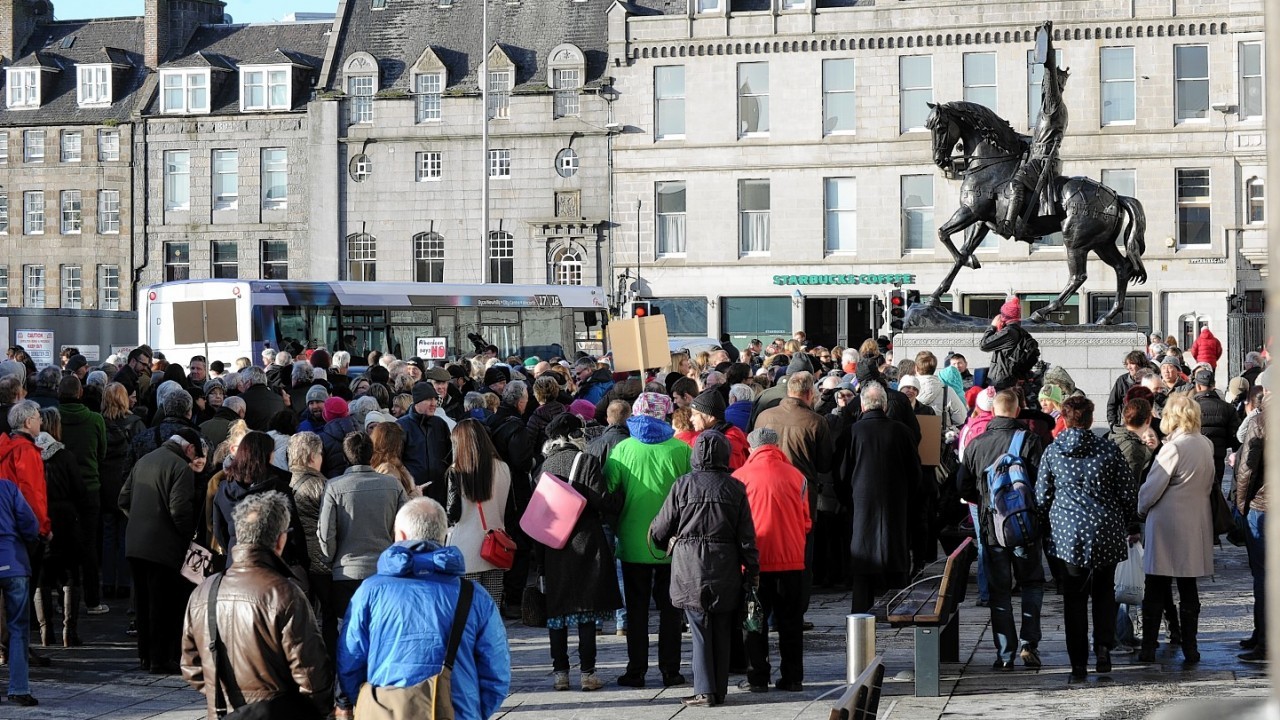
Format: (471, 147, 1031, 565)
(139, 280, 609, 366)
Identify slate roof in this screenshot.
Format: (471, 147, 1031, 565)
(625, 0, 867, 14)
(325, 0, 610, 93)
(0, 17, 147, 127)
(148, 21, 331, 115)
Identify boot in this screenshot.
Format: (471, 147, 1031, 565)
(62, 586, 82, 648)
(1165, 604, 1182, 645)
(33, 588, 53, 647)
(1138, 601, 1162, 662)
(1180, 607, 1200, 664)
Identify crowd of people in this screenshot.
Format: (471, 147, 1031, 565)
(0, 301, 1266, 715)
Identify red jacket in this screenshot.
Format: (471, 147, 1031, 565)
(733, 445, 810, 573)
(679, 424, 749, 471)
(0, 432, 49, 535)
(1190, 329, 1223, 369)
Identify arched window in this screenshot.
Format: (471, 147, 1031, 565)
(344, 232, 376, 281)
(343, 52, 378, 125)
(413, 232, 444, 282)
(548, 43, 584, 119)
(551, 244, 583, 285)
(488, 231, 514, 284)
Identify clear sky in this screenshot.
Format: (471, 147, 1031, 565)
(53, 0, 339, 24)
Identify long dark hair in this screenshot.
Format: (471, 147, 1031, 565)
(450, 418, 498, 503)
(225, 431, 276, 487)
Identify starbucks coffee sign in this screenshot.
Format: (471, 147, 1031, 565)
(772, 273, 916, 287)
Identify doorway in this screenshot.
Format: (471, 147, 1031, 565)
(802, 297, 876, 350)
(804, 298, 839, 349)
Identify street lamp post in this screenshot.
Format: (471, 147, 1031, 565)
(480, 0, 489, 284)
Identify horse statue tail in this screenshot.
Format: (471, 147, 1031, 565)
(1119, 195, 1148, 285)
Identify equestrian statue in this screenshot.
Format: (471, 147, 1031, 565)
(922, 21, 1147, 325)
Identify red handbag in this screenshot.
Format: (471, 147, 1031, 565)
(477, 501, 516, 570)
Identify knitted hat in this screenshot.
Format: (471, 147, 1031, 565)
(447, 364, 470, 379)
(523, 356, 540, 368)
(632, 392, 673, 420)
(483, 366, 510, 386)
(999, 295, 1022, 322)
(306, 385, 330, 404)
(321, 397, 349, 421)
(691, 389, 726, 420)
(1037, 384, 1064, 405)
(411, 381, 439, 403)
(1160, 355, 1182, 368)
(66, 354, 88, 374)
(569, 399, 597, 421)
(363, 409, 394, 430)
(976, 387, 996, 412)
(747, 427, 778, 449)
(897, 374, 920, 391)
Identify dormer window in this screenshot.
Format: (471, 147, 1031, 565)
(548, 44, 585, 119)
(411, 47, 447, 124)
(6, 69, 39, 109)
(160, 69, 210, 114)
(241, 65, 291, 111)
(485, 46, 515, 121)
(77, 65, 112, 106)
(343, 53, 379, 125)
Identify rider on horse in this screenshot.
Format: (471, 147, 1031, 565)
(1004, 22, 1070, 242)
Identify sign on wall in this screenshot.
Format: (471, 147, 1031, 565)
(15, 330, 55, 368)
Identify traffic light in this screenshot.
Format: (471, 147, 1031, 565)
(906, 289, 921, 307)
(888, 288, 906, 331)
(627, 301, 659, 319)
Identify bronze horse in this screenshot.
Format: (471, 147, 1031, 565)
(924, 101, 1148, 325)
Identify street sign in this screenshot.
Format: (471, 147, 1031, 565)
(15, 329, 55, 368)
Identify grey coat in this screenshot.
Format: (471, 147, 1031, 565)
(317, 464, 407, 581)
(1137, 430, 1216, 578)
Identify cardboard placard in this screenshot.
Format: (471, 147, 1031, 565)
(916, 413, 942, 467)
(607, 316, 670, 373)
(416, 337, 447, 360)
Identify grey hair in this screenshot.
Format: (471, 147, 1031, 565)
(36, 366, 61, 390)
(288, 431, 323, 470)
(860, 381, 887, 411)
(291, 360, 313, 386)
(394, 497, 449, 544)
(332, 350, 351, 369)
(463, 391, 487, 412)
(232, 490, 292, 551)
(222, 396, 246, 416)
(8, 399, 40, 433)
(573, 357, 596, 373)
(155, 380, 183, 408)
(274, 351, 292, 367)
(841, 348, 859, 366)
(728, 383, 754, 404)
(348, 395, 380, 427)
(704, 371, 726, 388)
(502, 380, 528, 407)
(85, 370, 109, 389)
(160, 387, 194, 420)
(261, 348, 277, 363)
(243, 366, 267, 387)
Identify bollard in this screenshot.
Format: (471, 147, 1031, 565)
(846, 613, 876, 683)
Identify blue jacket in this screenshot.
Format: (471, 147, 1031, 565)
(338, 542, 510, 720)
(397, 409, 452, 503)
(0, 478, 39, 579)
(725, 400, 752, 435)
(575, 368, 615, 406)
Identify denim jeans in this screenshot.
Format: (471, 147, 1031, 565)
(1245, 508, 1266, 646)
(603, 524, 626, 630)
(985, 543, 1045, 662)
(969, 504, 989, 602)
(1, 576, 31, 695)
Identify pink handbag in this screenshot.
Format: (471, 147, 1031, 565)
(520, 453, 587, 550)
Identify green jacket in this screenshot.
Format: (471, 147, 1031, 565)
(58, 401, 107, 494)
(603, 416, 692, 564)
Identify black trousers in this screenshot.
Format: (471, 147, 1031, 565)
(1142, 574, 1199, 651)
(746, 570, 804, 687)
(687, 609, 732, 699)
(80, 498, 102, 608)
(549, 622, 598, 673)
(850, 572, 908, 614)
(620, 562, 682, 678)
(1060, 562, 1116, 670)
(812, 509, 850, 587)
(129, 558, 191, 670)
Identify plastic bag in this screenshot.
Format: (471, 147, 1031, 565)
(1114, 542, 1145, 606)
(743, 584, 765, 634)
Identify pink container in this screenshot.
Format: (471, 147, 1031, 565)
(520, 471, 587, 550)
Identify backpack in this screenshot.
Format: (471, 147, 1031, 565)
(985, 430, 1038, 548)
(1012, 331, 1041, 379)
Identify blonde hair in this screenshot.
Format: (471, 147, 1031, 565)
(214, 420, 250, 467)
(1160, 393, 1202, 436)
(102, 382, 131, 420)
(784, 339, 802, 355)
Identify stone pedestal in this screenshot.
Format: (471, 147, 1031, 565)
(892, 325, 1147, 414)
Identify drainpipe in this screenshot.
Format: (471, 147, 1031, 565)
(1264, 0, 1279, 704)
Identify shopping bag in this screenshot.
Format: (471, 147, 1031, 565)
(1114, 542, 1145, 606)
(181, 540, 214, 585)
(742, 584, 765, 634)
(519, 457, 587, 550)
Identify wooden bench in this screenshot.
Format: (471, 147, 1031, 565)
(828, 655, 885, 720)
(869, 537, 976, 697)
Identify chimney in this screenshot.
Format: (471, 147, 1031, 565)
(145, 0, 225, 69)
(0, 0, 48, 64)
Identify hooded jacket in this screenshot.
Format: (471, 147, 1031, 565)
(959, 416, 1045, 548)
(575, 367, 616, 406)
(57, 400, 106, 494)
(337, 542, 510, 720)
(1035, 428, 1133, 568)
(650, 432, 759, 613)
(602, 415, 692, 564)
(1190, 328, 1223, 369)
(0, 478, 39, 579)
(211, 466, 310, 570)
(725, 400, 751, 434)
(0, 431, 50, 535)
(733, 445, 810, 573)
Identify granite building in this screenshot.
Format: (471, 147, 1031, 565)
(607, 0, 1267, 379)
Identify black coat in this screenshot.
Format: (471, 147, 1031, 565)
(318, 416, 359, 479)
(241, 384, 285, 432)
(979, 323, 1038, 389)
(585, 424, 630, 465)
(1195, 390, 1241, 478)
(959, 416, 1046, 548)
(486, 406, 535, 520)
(1107, 372, 1138, 428)
(119, 440, 197, 569)
(102, 413, 146, 517)
(211, 466, 310, 570)
(532, 444, 623, 618)
(836, 409, 922, 575)
(650, 432, 759, 613)
(41, 442, 90, 570)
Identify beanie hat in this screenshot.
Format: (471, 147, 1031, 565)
(306, 385, 330, 404)
(1037, 384, 1064, 405)
(363, 409, 394, 430)
(897, 374, 920, 391)
(999, 295, 1022, 323)
(1193, 367, 1215, 387)
(447, 364, 470, 379)
(569, 399, 597, 422)
(747, 427, 778, 449)
(483, 366, 510, 387)
(964, 385, 982, 410)
(411, 381, 439, 403)
(1160, 355, 1181, 368)
(632, 392, 673, 420)
(66, 354, 88, 374)
(523, 356, 540, 368)
(976, 387, 996, 413)
(321, 396, 349, 422)
(691, 389, 726, 420)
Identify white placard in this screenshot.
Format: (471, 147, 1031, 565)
(15, 329, 55, 368)
(416, 337, 447, 360)
(64, 344, 100, 362)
